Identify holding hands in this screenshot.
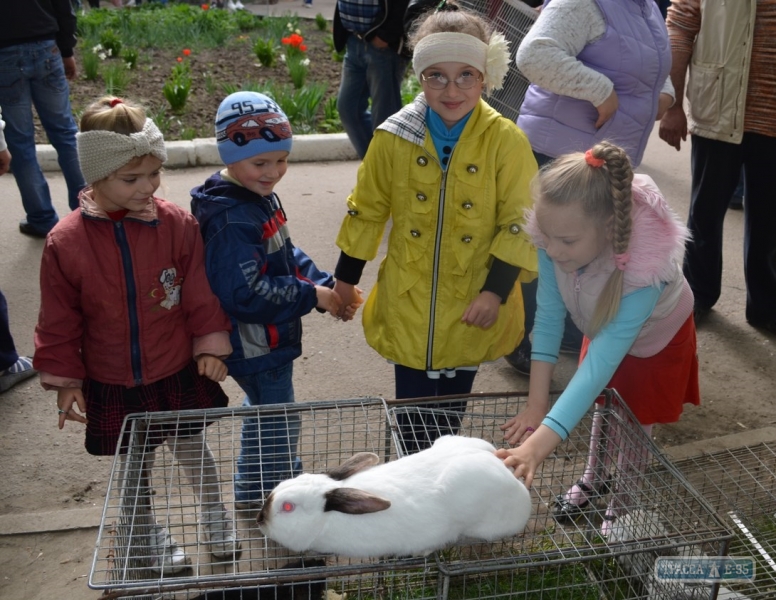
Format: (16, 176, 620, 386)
(331, 280, 364, 322)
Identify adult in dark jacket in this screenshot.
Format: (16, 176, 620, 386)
(0, 0, 86, 238)
(334, 0, 411, 159)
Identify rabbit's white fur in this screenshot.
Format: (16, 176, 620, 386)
(257, 435, 531, 558)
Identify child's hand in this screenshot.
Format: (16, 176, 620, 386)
(197, 354, 228, 382)
(316, 285, 343, 317)
(331, 281, 364, 321)
(501, 403, 546, 446)
(461, 291, 501, 329)
(57, 387, 87, 430)
(494, 426, 562, 488)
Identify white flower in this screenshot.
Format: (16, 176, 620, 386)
(92, 43, 103, 54)
(301, 58, 310, 66)
(98, 52, 107, 61)
(106, 48, 113, 57)
(279, 54, 286, 63)
(295, 28, 301, 35)
(286, 22, 293, 29)
(483, 32, 510, 94)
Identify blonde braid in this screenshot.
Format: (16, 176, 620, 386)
(588, 142, 634, 337)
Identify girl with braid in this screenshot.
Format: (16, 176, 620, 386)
(496, 141, 699, 536)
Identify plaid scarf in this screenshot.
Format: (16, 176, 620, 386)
(377, 93, 428, 147)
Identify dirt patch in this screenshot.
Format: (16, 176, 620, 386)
(34, 24, 342, 143)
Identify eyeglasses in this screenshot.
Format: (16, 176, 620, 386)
(421, 72, 483, 90)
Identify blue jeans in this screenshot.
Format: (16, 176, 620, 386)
(232, 363, 301, 503)
(336, 35, 408, 159)
(0, 41, 85, 234)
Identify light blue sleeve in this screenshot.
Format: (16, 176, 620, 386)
(531, 250, 566, 364)
(541, 282, 664, 440)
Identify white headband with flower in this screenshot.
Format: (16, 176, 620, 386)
(412, 31, 511, 94)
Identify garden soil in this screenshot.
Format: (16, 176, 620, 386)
(4, 70, 776, 600)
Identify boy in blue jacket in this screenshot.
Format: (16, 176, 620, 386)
(191, 92, 345, 509)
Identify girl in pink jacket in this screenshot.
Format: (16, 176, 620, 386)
(497, 141, 699, 537)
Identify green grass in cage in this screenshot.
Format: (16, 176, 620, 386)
(725, 511, 776, 594)
(444, 565, 600, 600)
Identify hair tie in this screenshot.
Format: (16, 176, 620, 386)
(614, 252, 630, 271)
(109, 98, 124, 108)
(585, 149, 605, 168)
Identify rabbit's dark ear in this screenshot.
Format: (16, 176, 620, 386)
(327, 452, 380, 480)
(324, 488, 391, 514)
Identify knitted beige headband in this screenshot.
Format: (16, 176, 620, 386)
(412, 31, 511, 94)
(77, 118, 167, 184)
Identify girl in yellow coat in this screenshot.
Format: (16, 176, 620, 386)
(333, 1, 538, 452)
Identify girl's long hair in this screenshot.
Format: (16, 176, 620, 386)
(534, 141, 634, 337)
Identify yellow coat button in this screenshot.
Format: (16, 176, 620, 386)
(462, 201, 473, 210)
(467, 165, 478, 173)
(417, 156, 428, 166)
(509, 224, 520, 234)
(416, 193, 427, 201)
(411, 229, 421, 238)
(462, 235, 472, 243)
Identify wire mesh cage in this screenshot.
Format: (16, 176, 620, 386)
(672, 442, 776, 599)
(90, 391, 732, 600)
(387, 391, 733, 599)
(458, 0, 538, 121)
(89, 397, 434, 599)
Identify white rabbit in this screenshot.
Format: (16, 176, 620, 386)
(256, 435, 532, 558)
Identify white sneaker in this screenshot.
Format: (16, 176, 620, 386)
(234, 0, 245, 9)
(226, 0, 238, 10)
(147, 524, 190, 574)
(202, 505, 241, 559)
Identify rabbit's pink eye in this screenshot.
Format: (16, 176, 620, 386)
(282, 502, 295, 512)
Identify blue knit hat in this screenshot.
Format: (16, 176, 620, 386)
(215, 91, 293, 165)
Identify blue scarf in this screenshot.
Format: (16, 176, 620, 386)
(426, 107, 472, 170)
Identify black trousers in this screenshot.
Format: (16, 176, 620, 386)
(686, 133, 776, 326)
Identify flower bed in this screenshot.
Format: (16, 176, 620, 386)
(36, 3, 348, 144)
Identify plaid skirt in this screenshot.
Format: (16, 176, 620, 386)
(83, 361, 229, 456)
(582, 315, 700, 426)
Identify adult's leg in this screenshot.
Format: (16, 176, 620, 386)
(683, 135, 742, 311)
(232, 363, 299, 505)
(29, 41, 85, 211)
(337, 36, 372, 159)
(0, 43, 59, 234)
(365, 45, 408, 131)
(741, 132, 776, 328)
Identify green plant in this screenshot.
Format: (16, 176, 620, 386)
(122, 47, 139, 70)
(202, 71, 216, 95)
(325, 34, 345, 62)
(82, 48, 101, 81)
(287, 55, 309, 89)
(103, 63, 132, 96)
(162, 60, 192, 114)
(253, 37, 278, 68)
(319, 95, 343, 133)
(402, 73, 422, 105)
(99, 29, 122, 58)
(314, 13, 327, 31)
